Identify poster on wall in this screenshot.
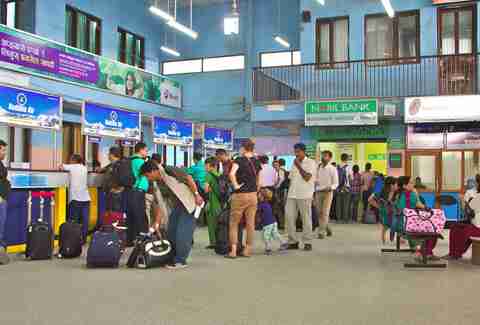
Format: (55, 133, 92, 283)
(405, 95, 480, 123)
(82, 102, 141, 140)
(447, 132, 480, 150)
(305, 99, 378, 126)
(0, 24, 182, 108)
(152, 117, 193, 146)
(0, 83, 61, 130)
(204, 127, 233, 150)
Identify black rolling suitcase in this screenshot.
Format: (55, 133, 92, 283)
(86, 226, 122, 268)
(215, 208, 244, 256)
(58, 222, 83, 258)
(26, 192, 55, 260)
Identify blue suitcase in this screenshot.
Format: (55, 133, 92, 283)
(86, 227, 121, 268)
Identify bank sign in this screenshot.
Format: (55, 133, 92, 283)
(204, 127, 233, 150)
(0, 84, 61, 130)
(305, 99, 378, 126)
(0, 24, 182, 108)
(82, 102, 141, 140)
(152, 117, 193, 146)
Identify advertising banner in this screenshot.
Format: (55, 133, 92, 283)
(83, 102, 141, 140)
(405, 95, 480, 123)
(305, 99, 378, 126)
(0, 24, 182, 108)
(152, 117, 193, 146)
(447, 132, 480, 150)
(0, 83, 61, 130)
(204, 127, 233, 150)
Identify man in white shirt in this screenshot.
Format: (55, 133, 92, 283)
(62, 154, 91, 240)
(285, 143, 317, 251)
(259, 155, 277, 188)
(336, 153, 353, 224)
(315, 150, 339, 239)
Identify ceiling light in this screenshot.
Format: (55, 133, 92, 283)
(274, 36, 290, 48)
(161, 46, 180, 57)
(317, 0, 325, 5)
(167, 20, 198, 40)
(149, 6, 174, 21)
(381, 0, 395, 18)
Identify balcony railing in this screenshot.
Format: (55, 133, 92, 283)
(252, 54, 479, 103)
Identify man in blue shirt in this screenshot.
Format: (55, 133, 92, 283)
(186, 152, 206, 190)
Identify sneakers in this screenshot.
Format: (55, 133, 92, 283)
(304, 244, 312, 251)
(318, 233, 325, 240)
(279, 243, 289, 251)
(265, 249, 273, 256)
(205, 245, 215, 250)
(287, 242, 299, 250)
(326, 227, 333, 237)
(166, 263, 188, 270)
(0, 246, 10, 265)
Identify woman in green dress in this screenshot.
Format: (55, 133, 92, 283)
(204, 157, 223, 249)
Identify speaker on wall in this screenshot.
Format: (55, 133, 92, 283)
(302, 10, 311, 23)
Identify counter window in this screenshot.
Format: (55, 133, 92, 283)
(8, 127, 31, 164)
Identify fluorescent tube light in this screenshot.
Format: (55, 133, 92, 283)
(161, 46, 180, 57)
(167, 20, 199, 40)
(381, 0, 395, 18)
(274, 36, 290, 48)
(149, 6, 175, 21)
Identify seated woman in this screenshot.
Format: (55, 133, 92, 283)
(445, 174, 480, 260)
(396, 176, 439, 260)
(368, 176, 398, 245)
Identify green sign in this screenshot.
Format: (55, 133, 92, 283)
(0, 24, 181, 108)
(389, 153, 403, 169)
(367, 154, 386, 161)
(310, 124, 388, 141)
(305, 99, 378, 126)
(387, 137, 406, 150)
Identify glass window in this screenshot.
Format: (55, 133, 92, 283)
(442, 152, 462, 191)
(163, 59, 203, 75)
(366, 11, 419, 62)
(441, 12, 455, 55)
(464, 152, 479, 188)
(118, 28, 145, 69)
(292, 51, 301, 65)
(459, 10, 473, 54)
(65, 6, 101, 55)
(316, 17, 349, 64)
(6, 2, 15, 28)
(224, 16, 239, 35)
(203, 55, 245, 72)
(261, 51, 293, 68)
(411, 155, 436, 190)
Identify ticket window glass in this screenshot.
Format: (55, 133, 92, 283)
(62, 122, 84, 163)
(7, 126, 31, 165)
(464, 151, 479, 186)
(442, 152, 462, 191)
(410, 154, 438, 191)
(166, 145, 175, 167)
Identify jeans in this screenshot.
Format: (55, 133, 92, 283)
(167, 204, 196, 264)
(0, 200, 7, 248)
(335, 191, 352, 223)
(350, 193, 361, 223)
(69, 200, 90, 239)
(126, 189, 148, 244)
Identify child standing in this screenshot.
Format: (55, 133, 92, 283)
(258, 189, 288, 255)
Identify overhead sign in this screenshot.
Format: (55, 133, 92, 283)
(0, 24, 182, 108)
(204, 127, 233, 150)
(432, 0, 470, 4)
(305, 99, 378, 126)
(152, 117, 193, 146)
(82, 102, 141, 140)
(405, 95, 480, 123)
(0, 84, 61, 130)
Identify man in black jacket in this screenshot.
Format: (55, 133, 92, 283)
(0, 140, 10, 265)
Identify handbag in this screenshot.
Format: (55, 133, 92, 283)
(404, 208, 446, 234)
(464, 197, 475, 223)
(127, 231, 173, 269)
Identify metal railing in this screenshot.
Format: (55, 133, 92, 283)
(253, 54, 479, 103)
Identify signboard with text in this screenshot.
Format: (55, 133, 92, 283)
(405, 95, 480, 123)
(152, 117, 193, 146)
(0, 84, 61, 130)
(0, 24, 182, 108)
(82, 102, 141, 140)
(305, 99, 378, 126)
(204, 127, 233, 150)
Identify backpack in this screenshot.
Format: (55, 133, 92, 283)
(337, 165, 349, 190)
(465, 197, 476, 222)
(217, 174, 232, 204)
(111, 157, 142, 189)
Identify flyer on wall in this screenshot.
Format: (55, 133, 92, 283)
(0, 83, 62, 130)
(82, 102, 141, 140)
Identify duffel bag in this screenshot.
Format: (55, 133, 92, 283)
(404, 208, 446, 234)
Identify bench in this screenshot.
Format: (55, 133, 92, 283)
(381, 231, 415, 254)
(404, 232, 447, 269)
(471, 237, 480, 266)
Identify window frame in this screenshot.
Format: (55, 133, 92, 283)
(259, 50, 301, 68)
(65, 5, 102, 55)
(364, 10, 421, 65)
(1, 0, 22, 28)
(118, 27, 145, 69)
(437, 5, 477, 56)
(315, 16, 350, 68)
(162, 54, 246, 75)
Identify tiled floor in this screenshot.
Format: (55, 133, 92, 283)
(2, 224, 479, 325)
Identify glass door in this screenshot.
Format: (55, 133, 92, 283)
(438, 5, 476, 95)
(407, 152, 440, 208)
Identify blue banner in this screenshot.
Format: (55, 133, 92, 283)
(153, 117, 193, 146)
(204, 127, 233, 150)
(83, 102, 141, 140)
(0, 84, 62, 130)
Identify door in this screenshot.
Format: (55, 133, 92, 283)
(438, 5, 476, 95)
(406, 151, 441, 208)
